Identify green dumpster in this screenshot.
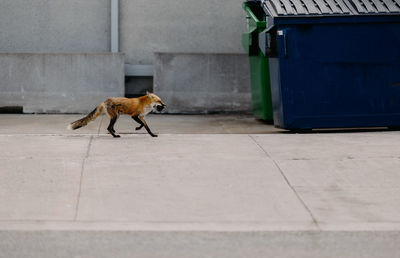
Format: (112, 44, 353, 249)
(242, 1, 273, 121)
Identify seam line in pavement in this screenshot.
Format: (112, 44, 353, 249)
(74, 136, 93, 221)
(248, 135, 320, 230)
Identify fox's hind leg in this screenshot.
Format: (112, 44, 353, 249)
(105, 104, 121, 138)
(107, 116, 120, 138)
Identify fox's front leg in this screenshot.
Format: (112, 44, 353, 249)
(134, 115, 157, 137)
(131, 116, 144, 131)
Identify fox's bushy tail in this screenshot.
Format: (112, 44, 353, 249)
(68, 103, 105, 130)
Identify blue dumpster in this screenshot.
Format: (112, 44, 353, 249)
(258, 0, 400, 130)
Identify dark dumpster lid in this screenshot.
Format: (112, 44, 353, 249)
(261, 0, 400, 16)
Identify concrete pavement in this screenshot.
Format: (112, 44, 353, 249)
(0, 114, 400, 257)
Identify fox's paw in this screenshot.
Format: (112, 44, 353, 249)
(135, 126, 142, 131)
(151, 134, 158, 137)
(112, 134, 121, 138)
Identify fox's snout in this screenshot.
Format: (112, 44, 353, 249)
(156, 103, 166, 112)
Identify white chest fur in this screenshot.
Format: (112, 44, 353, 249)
(143, 103, 156, 116)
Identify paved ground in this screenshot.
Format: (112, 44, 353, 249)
(0, 114, 400, 257)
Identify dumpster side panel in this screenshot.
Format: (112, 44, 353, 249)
(272, 21, 400, 129)
(268, 58, 284, 126)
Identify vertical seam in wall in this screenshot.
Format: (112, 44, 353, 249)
(74, 136, 93, 221)
(248, 135, 320, 230)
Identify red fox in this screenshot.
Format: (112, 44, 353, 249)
(68, 92, 166, 138)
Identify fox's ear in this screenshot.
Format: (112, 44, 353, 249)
(146, 91, 153, 99)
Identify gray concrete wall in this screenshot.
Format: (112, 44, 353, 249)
(0, 0, 247, 64)
(0, 0, 251, 114)
(0, 53, 124, 113)
(154, 53, 251, 114)
(120, 0, 247, 64)
(0, 0, 110, 53)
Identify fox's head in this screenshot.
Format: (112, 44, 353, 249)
(147, 91, 166, 112)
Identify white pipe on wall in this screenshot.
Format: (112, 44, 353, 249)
(111, 0, 119, 52)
